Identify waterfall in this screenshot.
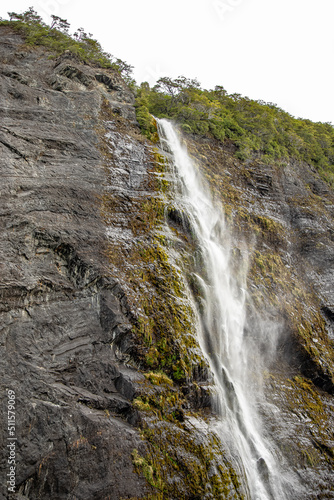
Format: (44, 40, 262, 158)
(157, 118, 286, 500)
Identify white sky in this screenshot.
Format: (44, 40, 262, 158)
(1, 0, 333, 123)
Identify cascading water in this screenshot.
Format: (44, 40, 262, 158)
(157, 118, 287, 500)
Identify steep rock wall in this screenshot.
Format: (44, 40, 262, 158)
(0, 26, 153, 500)
(0, 27, 243, 500)
(183, 134, 334, 498)
(0, 25, 334, 500)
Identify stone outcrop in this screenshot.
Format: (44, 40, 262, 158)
(0, 25, 334, 500)
(0, 26, 154, 500)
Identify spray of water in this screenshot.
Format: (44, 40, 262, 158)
(157, 118, 287, 500)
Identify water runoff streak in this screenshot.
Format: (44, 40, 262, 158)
(157, 118, 286, 500)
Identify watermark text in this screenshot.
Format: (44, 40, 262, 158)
(212, 0, 244, 22)
(6, 389, 16, 494)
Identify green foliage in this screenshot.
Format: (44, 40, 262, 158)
(0, 7, 133, 76)
(135, 83, 159, 141)
(136, 77, 334, 186)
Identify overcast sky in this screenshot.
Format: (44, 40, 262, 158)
(1, 0, 333, 124)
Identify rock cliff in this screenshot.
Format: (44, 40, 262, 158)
(185, 134, 334, 498)
(0, 25, 333, 500)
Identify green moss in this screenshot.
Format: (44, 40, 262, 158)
(144, 372, 174, 387)
(133, 397, 152, 412)
(246, 246, 334, 388)
(132, 449, 165, 493)
(97, 100, 208, 386)
(132, 387, 185, 423)
(292, 376, 324, 415)
(266, 373, 334, 471)
(301, 449, 319, 467)
(251, 215, 284, 242)
(135, 418, 245, 499)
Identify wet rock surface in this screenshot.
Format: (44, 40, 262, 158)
(0, 28, 236, 500)
(1, 25, 334, 500)
(185, 134, 334, 498)
(0, 27, 151, 500)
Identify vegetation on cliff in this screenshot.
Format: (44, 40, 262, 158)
(1, 10, 333, 496)
(0, 7, 134, 81)
(136, 77, 334, 186)
(3, 9, 333, 186)
(99, 91, 243, 500)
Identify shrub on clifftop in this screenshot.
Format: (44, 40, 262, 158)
(0, 7, 133, 78)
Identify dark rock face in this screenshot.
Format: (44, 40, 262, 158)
(0, 28, 240, 500)
(1, 25, 334, 500)
(0, 27, 151, 500)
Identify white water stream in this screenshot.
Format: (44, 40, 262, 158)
(157, 119, 286, 500)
